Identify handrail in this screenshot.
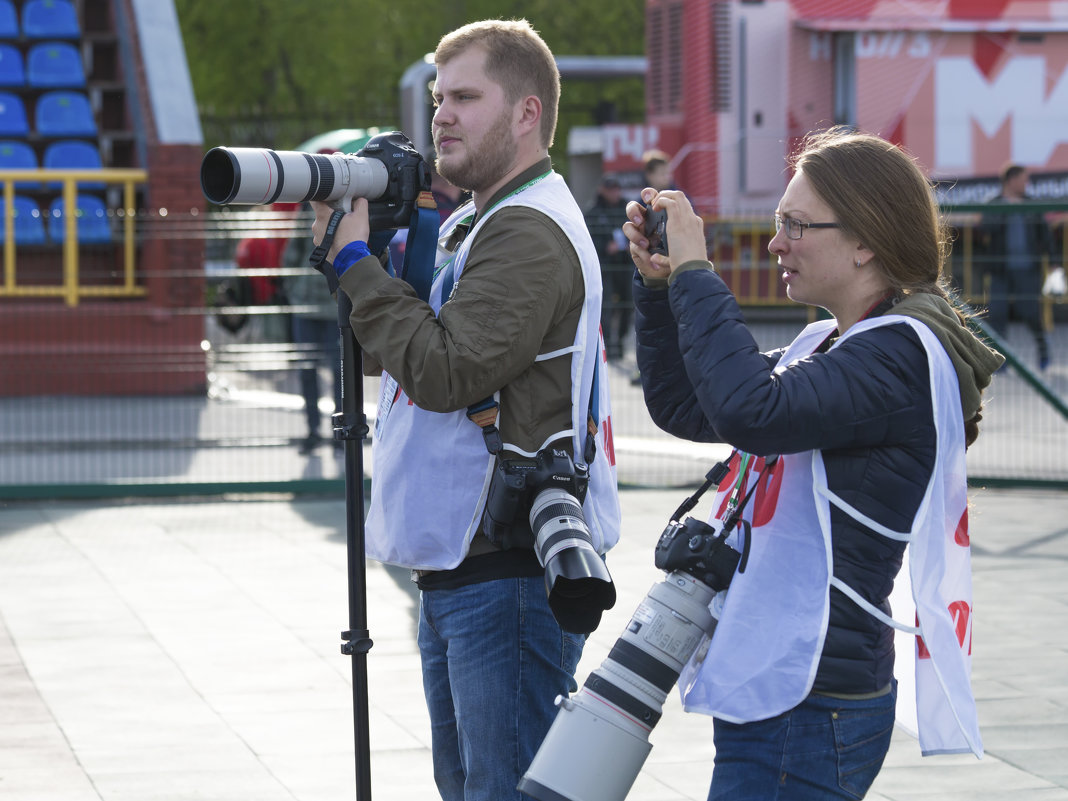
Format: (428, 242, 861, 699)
(703, 212, 1066, 309)
(0, 168, 148, 306)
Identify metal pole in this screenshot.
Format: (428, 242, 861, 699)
(335, 288, 374, 800)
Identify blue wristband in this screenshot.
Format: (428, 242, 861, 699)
(334, 240, 373, 277)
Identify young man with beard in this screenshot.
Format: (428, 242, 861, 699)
(309, 19, 620, 801)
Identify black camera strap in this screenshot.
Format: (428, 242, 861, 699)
(669, 457, 733, 523)
(466, 337, 606, 466)
(467, 397, 504, 455)
(307, 209, 346, 295)
(465, 393, 600, 466)
(670, 451, 779, 576)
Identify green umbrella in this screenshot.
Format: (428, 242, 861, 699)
(295, 127, 390, 154)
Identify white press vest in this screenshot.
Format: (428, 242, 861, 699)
(365, 172, 621, 571)
(679, 315, 983, 758)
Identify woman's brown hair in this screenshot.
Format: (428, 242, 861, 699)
(793, 127, 986, 445)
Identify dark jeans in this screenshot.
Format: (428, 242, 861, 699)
(601, 262, 633, 360)
(291, 316, 341, 437)
(986, 269, 1049, 363)
(709, 682, 897, 801)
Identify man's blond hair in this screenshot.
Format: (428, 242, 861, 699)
(435, 19, 560, 149)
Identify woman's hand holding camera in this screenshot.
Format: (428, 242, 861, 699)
(624, 188, 708, 280)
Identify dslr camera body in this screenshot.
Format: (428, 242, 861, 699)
(654, 515, 741, 593)
(481, 446, 615, 635)
(482, 447, 589, 550)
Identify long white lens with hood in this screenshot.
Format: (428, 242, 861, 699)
(200, 147, 389, 207)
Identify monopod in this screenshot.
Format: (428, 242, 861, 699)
(313, 192, 439, 800)
(334, 284, 375, 800)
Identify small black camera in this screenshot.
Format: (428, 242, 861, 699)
(643, 205, 668, 256)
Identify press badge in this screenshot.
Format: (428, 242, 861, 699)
(375, 374, 400, 439)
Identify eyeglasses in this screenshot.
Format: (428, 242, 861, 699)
(774, 213, 841, 240)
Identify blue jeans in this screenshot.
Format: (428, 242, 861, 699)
(709, 682, 897, 801)
(417, 576, 585, 801)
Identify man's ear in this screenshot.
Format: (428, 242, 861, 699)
(516, 95, 542, 138)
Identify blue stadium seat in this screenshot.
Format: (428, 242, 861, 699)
(49, 193, 110, 243)
(0, 194, 47, 244)
(0, 43, 24, 86)
(27, 42, 85, 87)
(35, 90, 95, 136)
(0, 139, 40, 189)
(43, 139, 103, 188)
(22, 0, 80, 39)
(0, 1, 18, 38)
(0, 91, 28, 135)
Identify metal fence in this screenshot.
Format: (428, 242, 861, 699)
(1, 205, 1066, 499)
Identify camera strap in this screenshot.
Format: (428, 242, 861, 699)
(306, 198, 440, 301)
(397, 196, 441, 302)
(467, 397, 504, 455)
(465, 360, 603, 465)
(670, 451, 778, 576)
(307, 209, 347, 294)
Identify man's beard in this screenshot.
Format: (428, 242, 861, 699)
(435, 109, 517, 193)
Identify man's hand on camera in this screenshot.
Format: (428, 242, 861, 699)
(311, 198, 372, 266)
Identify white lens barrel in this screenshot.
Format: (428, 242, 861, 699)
(530, 487, 596, 562)
(201, 147, 389, 206)
(331, 153, 389, 204)
(518, 692, 652, 801)
(519, 572, 719, 801)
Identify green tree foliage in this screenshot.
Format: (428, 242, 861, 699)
(175, 0, 646, 168)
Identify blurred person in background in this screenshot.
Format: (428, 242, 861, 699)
(282, 213, 340, 454)
(977, 163, 1056, 369)
(642, 148, 675, 192)
(584, 173, 631, 361)
(281, 148, 342, 454)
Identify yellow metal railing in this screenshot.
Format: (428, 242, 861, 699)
(706, 217, 786, 307)
(705, 214, 1067, 319)
(0, 168, 148, 306)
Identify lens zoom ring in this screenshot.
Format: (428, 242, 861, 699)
(531, 501, 584, 532)
(608, 638, 681, 693)
(304, 154, 335, 201)
(537, 528, 593, 561)
(583, 673, 662, 727)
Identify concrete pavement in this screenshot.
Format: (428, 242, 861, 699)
(1, 485, 1067, 801)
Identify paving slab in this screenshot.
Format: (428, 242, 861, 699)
(1, 486, 1066, 800)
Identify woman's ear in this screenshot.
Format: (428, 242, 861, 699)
(854, 243, 875, 268)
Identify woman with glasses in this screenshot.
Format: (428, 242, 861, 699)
(622, 128, 1002, 800)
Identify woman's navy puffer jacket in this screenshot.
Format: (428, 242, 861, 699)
(633, 266, 935, 694)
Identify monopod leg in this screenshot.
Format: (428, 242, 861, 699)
(334, 290, 374, 800)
